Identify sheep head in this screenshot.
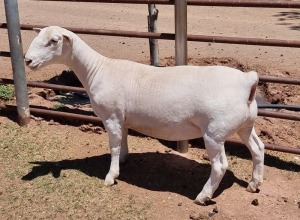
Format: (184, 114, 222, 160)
(25, 26, 72, 70)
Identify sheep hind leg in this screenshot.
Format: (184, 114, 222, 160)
(195, 133, 228, 205)
(120, 128, 129, 164)
(238, 126, 265, 193)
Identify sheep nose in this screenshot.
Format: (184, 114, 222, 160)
(24, 58, 32, 66)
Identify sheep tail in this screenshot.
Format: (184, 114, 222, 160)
(247, 71, 258, 106)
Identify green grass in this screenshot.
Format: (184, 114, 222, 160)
(53, 102, 66, 110)
(0, 84, 14, 100)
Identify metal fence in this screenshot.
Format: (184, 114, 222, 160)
(1, 0, 300, 154)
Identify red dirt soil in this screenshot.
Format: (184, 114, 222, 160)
(0, 1, 299, 219)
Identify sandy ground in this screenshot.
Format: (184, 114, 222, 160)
(0, 1, 300, 220)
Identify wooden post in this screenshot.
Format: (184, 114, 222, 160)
(175, 0, 188, 153)
(148, 4, 160, 66)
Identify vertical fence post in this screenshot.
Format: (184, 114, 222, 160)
(4, 0, 30, 126)
(148, 4, 160, 66)
(175, 0, 189, 153)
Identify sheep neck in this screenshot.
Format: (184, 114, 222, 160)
(66, 34, 105, 91)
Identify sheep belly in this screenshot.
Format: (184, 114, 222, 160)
(125, 114, 204, 141)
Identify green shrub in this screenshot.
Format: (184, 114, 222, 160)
(0, 84, 14, 100)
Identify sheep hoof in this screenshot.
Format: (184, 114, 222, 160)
(104, 174, 115, 186)
(246, 181, 259, 193)
(194, 199, 207, 206)
(194, 195, 211, 206)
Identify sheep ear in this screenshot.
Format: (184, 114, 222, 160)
(33, 28, 42, 33)
(63, 33, 73, 45)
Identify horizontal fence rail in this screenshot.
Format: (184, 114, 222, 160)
(227, 139, 300, 155)
(1, 78, 299, 121)
(1, 0, 299, 155)
(258, 104, 300, 112)
(0, 78, 86, 93)
(0, 104, 101, 123)
(0, 51, 11, 57)
(0, 103, 299, 154)
(258, 109, 300, 121)
(1, 75, 300, 87)
(258, 75, 300, 85)
(40, 0, 300, 8)
(2, 23, 300, 48)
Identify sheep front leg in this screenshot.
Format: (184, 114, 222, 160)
(103, 118, 123, 186)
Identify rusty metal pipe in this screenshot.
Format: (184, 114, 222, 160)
(2, 23, 300, 49)
(0, 104, 101, 124)
(38, 0, 300, 9)
(259, 75, 300, 85)
(227, 140, 300, 155)
(1, 75, 300, 90)
(0, 23, 175, 40)
(189, 0, 300, 8)
(0, 51, 11, 57)
(1, 78, 299, 121)
(1, 74, 299, 88)
(0, 103, 299, 155)
(26, 81, 86, 93)
(187, 34, 300, 48)
(258, 104, 300, 112)
(1, 78, 300, 121)
(0, 78, 86, 93)
(258, 109, 300, 121)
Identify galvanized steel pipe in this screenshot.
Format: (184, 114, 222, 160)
(4, 0, 30, 126)
(175, 0, 187, 65)
(175, 0, 188, 153)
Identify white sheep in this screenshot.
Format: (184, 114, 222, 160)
(25, 26, 264, 205)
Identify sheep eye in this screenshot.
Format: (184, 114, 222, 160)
(46, 37, 59, 47)
(51, 38, 59, 43)
(50, 36, 59, 45)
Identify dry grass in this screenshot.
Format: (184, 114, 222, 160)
(0, 121, 151, 219)
(0, 117, 299, 219)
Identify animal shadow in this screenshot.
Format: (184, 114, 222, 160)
(22, 152, 247, 201)
(274, 10, 300, 31)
